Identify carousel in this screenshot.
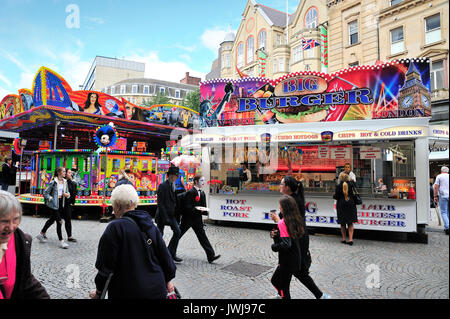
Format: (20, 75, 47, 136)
(0, 66, 201, 217)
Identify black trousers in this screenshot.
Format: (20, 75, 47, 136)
(271, 265, 323, 299)
(157, 217, 181, 258)
(179, 216, 215, 260)
(41, 198, 72, 240)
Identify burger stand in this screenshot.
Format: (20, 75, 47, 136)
(0, 66, 199, 216)
(188, 58, 436, 242)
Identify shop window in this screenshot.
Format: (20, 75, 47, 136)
(430, 60, 445, 90)
(390, 27, 404, 55)
(348, 20, 358, 45)
(425, 14, 441, 44)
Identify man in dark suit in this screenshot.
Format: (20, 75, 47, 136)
(1, 158, 16, 192)
(178, 175, 220, 263)
(155, 166, 183, 263)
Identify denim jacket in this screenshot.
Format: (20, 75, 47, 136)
(43, 178, 68, 210)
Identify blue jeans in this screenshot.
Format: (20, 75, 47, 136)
(439, 197, 449, 230)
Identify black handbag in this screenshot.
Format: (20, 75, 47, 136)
(351, 184, 362, 205)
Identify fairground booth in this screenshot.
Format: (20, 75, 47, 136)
(183, 58, 445, 242)
(0, 66, 200, 216)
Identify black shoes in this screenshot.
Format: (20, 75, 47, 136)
(68, 237, 77, 242)
(445, 229, 449, 235)
(346, 241, 354, 246)
(208, 255, 221, 263)
(172, 256, 183, 263)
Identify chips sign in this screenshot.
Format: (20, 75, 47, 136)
(200, 58, 431, 127)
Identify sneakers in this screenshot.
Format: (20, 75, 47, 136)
(36, 233, 47, 243)
(321, 293, 331, 299)
(58, 241, 69, 249)
(67, 237, 77, 242)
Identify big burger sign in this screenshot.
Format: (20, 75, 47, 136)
(199, 58, 432, 127)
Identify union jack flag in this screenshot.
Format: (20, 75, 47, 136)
(302, 37, 320, 50)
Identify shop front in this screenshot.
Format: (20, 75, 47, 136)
(189, 58, 435, 238)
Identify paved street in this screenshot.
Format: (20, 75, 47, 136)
(18, 211, 448, 299)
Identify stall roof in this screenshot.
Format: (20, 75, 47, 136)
(429, 150, 449, 161)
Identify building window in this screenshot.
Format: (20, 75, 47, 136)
(225, 53, 230, 68)
(246, 37, 254, 64)
(111, 86, 115, 95)
(348, 20, 358, 45)
(425, 14, 441, 44)
(349, 61, 359, 67)
(175, 90, 181, 99)
(430, 60, 445, 90)
(273, 58, 278, 73)
(390, 0, 402, 5)
(279, 58, 285, 72)
(120, 85, 126, 94)
(237, 42, 244, 68)
(144, 85, 149, 94)
(159, 87, 165, 95)
(293, 45, 303, 63)
(304, 7, 318, 28)
(390, 27, 404, 55)
(132, 85, 138, 94)
(277, 34, 282, 46)
(258, 30, 266, 50)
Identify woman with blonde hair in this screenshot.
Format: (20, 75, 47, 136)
(333, 172, 358, 245)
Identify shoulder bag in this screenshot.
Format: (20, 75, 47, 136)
(351, 183, 362, 205)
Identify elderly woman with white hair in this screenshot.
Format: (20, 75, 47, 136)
(0, 190, 49, 299)
(90, 184, 176, 299)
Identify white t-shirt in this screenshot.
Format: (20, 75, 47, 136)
(434, 173, 449, 198)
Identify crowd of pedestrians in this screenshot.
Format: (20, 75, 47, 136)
(2, 161, 447, 300)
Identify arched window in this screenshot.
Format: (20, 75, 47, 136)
(258, 30, 266, 50)
(246, 37, 254, 64)
(237, 42, 244, 68)
(304, 7, 318, 28)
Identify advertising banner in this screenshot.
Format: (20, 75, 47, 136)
(200, 59, 431, 127)
(209, 195, 417, 232)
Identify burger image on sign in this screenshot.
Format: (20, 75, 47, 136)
(321, 131, 333, 142)
(273, 75, 329, 123)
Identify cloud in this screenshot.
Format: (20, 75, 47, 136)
(0, 71, 12, 87)
(0, 85, 10, 100)
(126, 51, 205, 83)
(200, 27, 229, 53)
(174, 44, 197, 53)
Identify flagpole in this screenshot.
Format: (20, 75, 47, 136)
(286, 0, 289, 45)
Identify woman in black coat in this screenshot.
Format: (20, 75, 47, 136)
(276, 176, 329, 299)
(90, 184, 176, 299)
(333, 172, 358, 245)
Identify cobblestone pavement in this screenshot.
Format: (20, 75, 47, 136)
(18, 214, 448, 299)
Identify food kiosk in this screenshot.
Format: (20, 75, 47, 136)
(186, 58, 439, 238)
